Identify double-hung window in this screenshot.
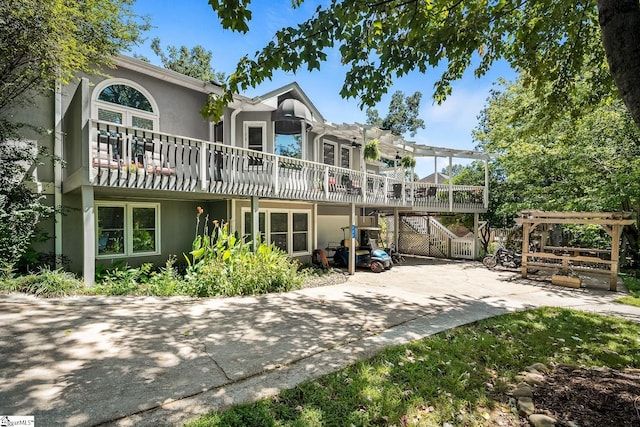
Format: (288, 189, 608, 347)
(323, 141, 336, 166)
(340, 146, 352, 169)
(244, 121, 266, 152)
(96, 202, 160, 257)
(242, 209, 310, 255)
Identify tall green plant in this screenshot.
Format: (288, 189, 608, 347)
(183, 208, 302, 297)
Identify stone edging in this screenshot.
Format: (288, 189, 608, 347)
(509, 363, 558, 427)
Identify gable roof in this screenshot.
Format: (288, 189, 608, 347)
(233, 82, 325, 123)
(419, 172, 450, 183)
(115, 55, 230, 97)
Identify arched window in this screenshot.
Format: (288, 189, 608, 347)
(93, 79, 158, 130)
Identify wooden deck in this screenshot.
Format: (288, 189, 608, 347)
(90, 121, 488, 212)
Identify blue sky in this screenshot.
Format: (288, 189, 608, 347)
(128, 0, 516, 178)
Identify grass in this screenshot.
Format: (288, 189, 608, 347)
(186, 307, 640, 427)
(0, 267, 84, 298)
(618, 274, 640, 307)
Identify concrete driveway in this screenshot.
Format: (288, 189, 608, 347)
(1, 258, 639, 426)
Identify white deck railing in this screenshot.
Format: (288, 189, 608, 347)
(90, 121, 487, 211)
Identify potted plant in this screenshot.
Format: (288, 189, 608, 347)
(399, 155, 416, 169)
(363, 139, 380, 161)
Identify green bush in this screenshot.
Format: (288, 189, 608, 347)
(1, 267, 84, 297)
(92, 262, 152, 295)
(90, 212, 304, 298)
(181, 215, 303, 297)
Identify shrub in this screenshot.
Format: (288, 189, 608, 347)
(1, 267, 84, 297)
(181, 212, 303, 297)
(92, 262, 152, 295)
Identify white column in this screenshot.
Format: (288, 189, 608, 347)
(312, 203, 318, 251)
(484, 158, 490, 209)
(349, 202, 356, 275)
(81, 185, 95, 286)
(473, 212, 480, 259)
(250, 196, 259, 251)
(434, 157, 438, 184)
(448, 156, 453, 212)
(199, 141, 207, 190)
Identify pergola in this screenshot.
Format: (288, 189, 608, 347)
(516, 211, 635, 291)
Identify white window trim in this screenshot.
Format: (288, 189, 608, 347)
(340, 145, 353, 169)
(241, 207, 311, 255)
(243, 121, 267, 151)
(92, 78, 159, 130)
(95, 201, 161, 259)
(322, 139, 338, 166)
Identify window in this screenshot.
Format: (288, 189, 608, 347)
(243, 211, 266, 242)
(340, 146, 352, 169)
(244, 121, 266, 152)
(292, 212, 309, 252)
(96, 202, 160, 257)
(323, 141, 336, 166)
(213, 121, 224, 143)
(93, 79, 158, 130)
(275, 134, 302, 159)
(241, 208, 311, 255)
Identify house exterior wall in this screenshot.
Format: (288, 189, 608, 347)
(65, 66, 212, 141)
(61, 190, 229, 274)
(62, 78, 89, 182)
(8, 90, 55, 184)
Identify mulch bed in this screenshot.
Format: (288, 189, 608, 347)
(532, 365, 640, 427)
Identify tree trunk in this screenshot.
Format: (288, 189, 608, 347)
(598, 0, 640, 128)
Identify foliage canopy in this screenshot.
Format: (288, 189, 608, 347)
(366, 91, 425, 137)
(139, 37, 226, 83)
(203, 0, 616, 123)
(0, 0, 149, 114)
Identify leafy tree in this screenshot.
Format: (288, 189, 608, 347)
(0, 0, 148, 271)
(440, 164, 465, 178)
(474, 77, 640, 214)
(474, 76, 640, 258)
(366, 91, 425, 137)
(202, 0, 640, 129)
(0, 0, 149, 114)
(0, 131, 53, 272)
(146, 37, 226, 83)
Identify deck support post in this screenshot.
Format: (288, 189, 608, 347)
(521, 221, 530, 279)
(81, 185, 95, 286)
(250, 196, 259, 252)
(349, 202, 356, 275)
(473, 212, 480, 259)
(610, 224, 621, 291)
(484, 159, 490, 209)
(394, 208, 400, 252)
(448, 156, 454, 212)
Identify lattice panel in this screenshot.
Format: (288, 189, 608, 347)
(398, 220, 448, 258)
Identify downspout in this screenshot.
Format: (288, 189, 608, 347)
(229, 105, 242, 237)
(313, 131, 326, 163)
(230, 104, 243, 148)
(54, 81, 63, 267)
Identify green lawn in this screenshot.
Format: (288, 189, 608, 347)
(618, 274, 640, 307)
(187, 308, 640, 427)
